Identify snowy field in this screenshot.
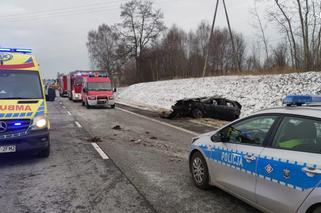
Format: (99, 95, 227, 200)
(117, 72, 321, 116)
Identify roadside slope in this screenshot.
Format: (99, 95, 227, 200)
(117, 72, 321, 116)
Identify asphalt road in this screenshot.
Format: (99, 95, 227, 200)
(0, 101, 154, 213)
(0, 98, 259, 213)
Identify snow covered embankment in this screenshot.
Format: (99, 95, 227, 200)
(117, 72, 321, 116)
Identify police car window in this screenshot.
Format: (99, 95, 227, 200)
(223, 116, 277, 145)
(273, 117, 321, 154)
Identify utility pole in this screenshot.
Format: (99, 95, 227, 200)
(222, 0, 239, 71)
(202, 0, 220, 77)
(202, 0, 238, 77)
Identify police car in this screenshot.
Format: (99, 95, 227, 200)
(189, 95, 321, 213)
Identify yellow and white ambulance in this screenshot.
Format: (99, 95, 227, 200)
(0, 48, 50, 157)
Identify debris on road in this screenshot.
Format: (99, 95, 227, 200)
(160, 96, 242, 121)
(112, 125, 122, 130)
(87, 136, 103, 143)
(150, 136, 158, 140)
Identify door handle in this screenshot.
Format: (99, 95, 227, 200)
(303, 167, 321, 177)
(244, 155, 256, 163)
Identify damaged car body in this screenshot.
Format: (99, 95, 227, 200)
(162, 96, 242, 121)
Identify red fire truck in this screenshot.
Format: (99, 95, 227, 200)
(66, 70, 91, 101)
(81, 72, 115, 108)
(58, 74, 68, 97)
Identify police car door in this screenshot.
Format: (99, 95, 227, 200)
(210, 115, 278, 202)
(256, 116, 321, 213)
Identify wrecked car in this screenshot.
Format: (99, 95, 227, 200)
(161, 96, 242, 121)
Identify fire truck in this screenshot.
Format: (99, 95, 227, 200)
(58, 74, 68, 97)
(81, 71, 115, 108)
(66, 70, 91, 101)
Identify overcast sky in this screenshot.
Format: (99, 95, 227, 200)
(0, 0, 278, 78)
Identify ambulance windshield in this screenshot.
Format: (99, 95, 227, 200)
(0, 70, 43, 99)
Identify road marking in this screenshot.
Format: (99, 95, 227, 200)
(117, 107, 198, 136)
(92, 143, 109, 160)
(67, 111, 72, 116)
(62, 106, 66, 109)
(75, 121, 82, 128)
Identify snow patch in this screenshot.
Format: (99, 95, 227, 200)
(117, 72, 321, 116)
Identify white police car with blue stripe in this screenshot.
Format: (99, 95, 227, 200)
(189, 95, 321, 213)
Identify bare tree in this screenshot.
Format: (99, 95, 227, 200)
(86, 24, 119, 72)
(119, 0, 165, 82)
(266, 0, 321, 70)
(251, 2, 269, 63)
(272, 42, 288, 68)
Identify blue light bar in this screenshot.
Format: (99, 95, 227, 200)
(14, 122, 22, 126)
(283, 95, 321, 106)
(0, 48, 32, 53)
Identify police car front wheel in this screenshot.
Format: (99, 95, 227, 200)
(190, 151, 209, 189)
(311, 205, 321, 213)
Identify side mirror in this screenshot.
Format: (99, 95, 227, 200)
(211, 131, 228, 143)
(46, 88, 56, 102)
(113, 88, 117, 92)
(211, 132, 222, 142)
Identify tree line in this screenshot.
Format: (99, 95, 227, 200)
(87, 0, 321, 85)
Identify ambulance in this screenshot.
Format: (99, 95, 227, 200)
(0, 48, 50, 157)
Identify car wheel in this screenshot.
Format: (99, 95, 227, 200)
(312, 206, 321, 213)
(110, 104, 115, 109)
(190, 151, 209, 189)
(37, 144, 50, 158)
(192, 108, 203, 119)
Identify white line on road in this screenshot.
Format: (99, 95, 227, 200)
(75, 121, 82, 128)
(67, 111, 72, 116)
(117, 107, 198, 136)
(92, 143, 109, 160)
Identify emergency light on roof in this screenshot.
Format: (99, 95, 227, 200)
(88, 72, 108, 77)
(0, 48, 32, 54)
(283, 95, 321, 106)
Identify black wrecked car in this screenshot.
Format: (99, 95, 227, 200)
(164, 96, 242, 121)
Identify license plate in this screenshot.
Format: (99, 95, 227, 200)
(98, 100, 107, 104)
(0, 145, 16, 153)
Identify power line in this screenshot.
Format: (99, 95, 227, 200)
(0, 6, 120, 23)
(0, 4, 122, 22)
(0, 0, 122, 19)
(0, 0, 170, 24)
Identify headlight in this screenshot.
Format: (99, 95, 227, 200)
(32, 116, 48, 130)
(192, 137, 200, 143)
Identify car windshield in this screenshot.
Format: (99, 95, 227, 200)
(0, 70, 43, 99)
(87, 82, 112, 91)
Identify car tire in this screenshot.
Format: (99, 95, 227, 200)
(37, 144, 50, 158)
(312, 206, 321, 213)
(192, 108, 203, 119)
(110, 104, 115, 109)
(190, 151, 210, 189)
